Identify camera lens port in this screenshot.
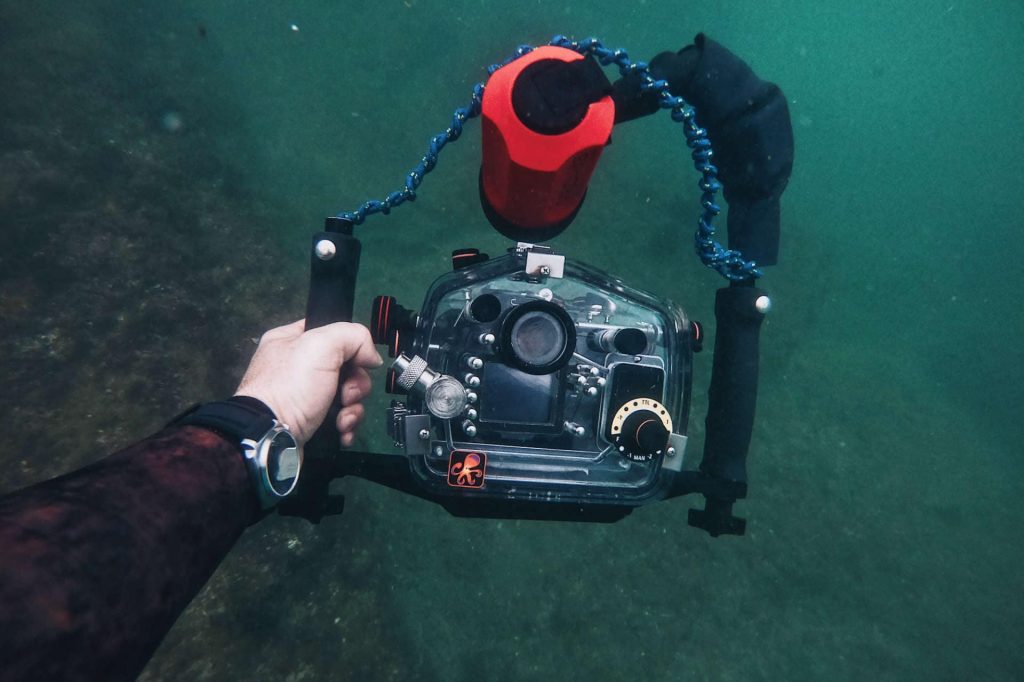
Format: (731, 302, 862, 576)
(499, 300, 576, 375)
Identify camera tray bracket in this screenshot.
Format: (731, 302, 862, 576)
(524, 248, 565, 279)
(663, 432, 688, 472)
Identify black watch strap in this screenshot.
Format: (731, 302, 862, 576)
(172, 398, 277, 442)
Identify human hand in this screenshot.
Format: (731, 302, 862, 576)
(235, 319, 383, 446)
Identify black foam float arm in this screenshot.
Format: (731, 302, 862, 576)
(688, 283, 767, 536)
(610, 34, 793, 267)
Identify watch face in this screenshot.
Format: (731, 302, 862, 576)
(266, 429, 301, 496)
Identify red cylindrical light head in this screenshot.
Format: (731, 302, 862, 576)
(480, 46, 615, 241)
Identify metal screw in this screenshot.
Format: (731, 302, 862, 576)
(666, 446, 677, 458)
(462, 420, 477, 437)
(314, 239, 336, 261)
(433, 445, 444, 457)
(466, 391, 477, 404)
(564, 421, 585, 437)
(539, 265, 551, 276)
(467, 356, 483, 370)
(464, 374, 481, 388)
(418, 428, 430, 441)
(586, 386, 598, 397)
(465, 408, 478, 420)
(479, 333, 496, 345)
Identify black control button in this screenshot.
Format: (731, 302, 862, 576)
(452, 248, 490, 270)
(589, 327, 649, 355)
(690, 321, 704, 353)
(387, 328, 412, 359)
(612, 328, 648, 354)
(370, 295, 416, 346)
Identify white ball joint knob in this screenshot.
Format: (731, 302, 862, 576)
(755, 295, 772, 314)
(315, 239, 336, 261)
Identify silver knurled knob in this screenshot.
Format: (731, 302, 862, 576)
(396, 356, 428, 391)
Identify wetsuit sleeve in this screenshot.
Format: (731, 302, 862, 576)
(0, 425, 258, 682)
(611, 34, 794, 266)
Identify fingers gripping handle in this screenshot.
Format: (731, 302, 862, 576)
(281, 225, 361, 523)
(305, 226, 362, 442)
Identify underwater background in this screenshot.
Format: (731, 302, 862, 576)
(1, 0, 1021, 679)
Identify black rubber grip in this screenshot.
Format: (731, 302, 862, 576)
(280, 228, 363, 522)
(303, 231, 361, 450)
(700, 285, 766, 490)
(305, 231, 361, 330)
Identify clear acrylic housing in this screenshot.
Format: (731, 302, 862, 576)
(400, 249, 693, 506)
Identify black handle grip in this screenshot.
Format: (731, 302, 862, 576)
(305, 230, 361, 330)
(701, 284, 766, 484)
(304, 228, 362, 449)
(279, 225, 362, 523)
(689, 284, 766, 536)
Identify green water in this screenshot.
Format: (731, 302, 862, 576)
(1, 0, 1021, 679)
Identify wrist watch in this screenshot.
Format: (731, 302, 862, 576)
(172, 396, 303, 510)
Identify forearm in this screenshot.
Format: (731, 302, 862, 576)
(0, 426, 257, 682)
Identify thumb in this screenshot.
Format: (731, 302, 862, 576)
(308, 322, 384, 370)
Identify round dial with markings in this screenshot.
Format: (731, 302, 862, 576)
(610, 398, 672, 462)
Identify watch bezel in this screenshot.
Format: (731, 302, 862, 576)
(242, 421, 304, 508)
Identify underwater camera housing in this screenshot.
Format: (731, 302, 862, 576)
(293, 34, 790, 533)
(372, 243, 696, 507)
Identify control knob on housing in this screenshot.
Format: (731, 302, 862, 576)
(609, 398, 672, 462)
(370, 295, 417, 357)
(392, 354, 468, 420)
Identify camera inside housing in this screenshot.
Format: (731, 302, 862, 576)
(377, 243, 695, 507)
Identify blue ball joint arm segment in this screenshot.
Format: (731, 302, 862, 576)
(610, 33, 793, 268)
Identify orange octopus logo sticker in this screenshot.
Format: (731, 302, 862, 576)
(448, 450, 486, 488)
